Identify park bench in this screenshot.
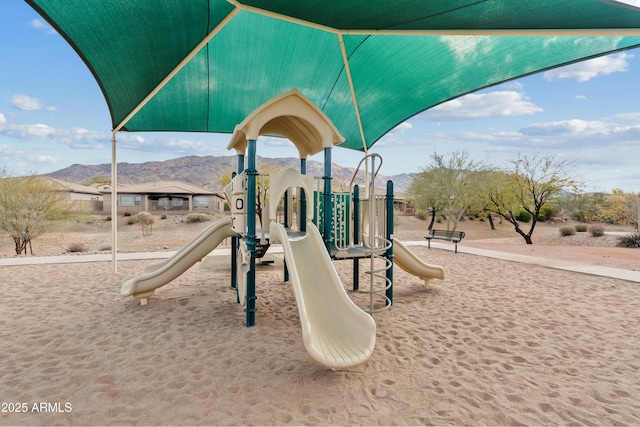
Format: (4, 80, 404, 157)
(425, 229, 465, 253)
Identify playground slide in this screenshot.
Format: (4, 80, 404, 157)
(393, 239, 445, 283)
(121, 218, 236, 299)
(269, 221, 376, 369)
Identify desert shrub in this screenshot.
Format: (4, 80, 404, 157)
(123, 210, 133, 217)
(616, 233, 640, 248)
(98, 244, 112, 251)
(575, 224, 588, 232)
(105, 216, 112, 222)
(559, 226, 576, 236)
(76, 214, 102, 225)
(127, 216, 140, 225)
(186, 212, 211, 223)
(588, 224, 605, 237)
(515, 209, 532, 223)
(160, 214, 167, 220)
(540, 204, 558, 221)
(66, 241, 88, 253)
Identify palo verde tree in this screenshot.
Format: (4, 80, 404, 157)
(0, 171, 71, 255)
(482, 155, 581, 244)
(408, 150, 487, 231)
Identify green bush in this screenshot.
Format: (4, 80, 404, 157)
(515, 209, 532, 223)
(616, 233, 640, 248)
(539, 205, 558, 222)
(588, 224, 605, 237)
(186, 213, 211, 223)
(575, 224, 588, 232)
(559, 226, 576, 236)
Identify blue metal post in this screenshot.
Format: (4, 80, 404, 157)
(385, 180, 394, 306)
(300, 158, 307, 233)
(245, 141, 257, 326)
(352, 185, 360, 291)
(323, 148, 333, 252)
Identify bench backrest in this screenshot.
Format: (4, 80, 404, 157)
(430, 229, 465, 239)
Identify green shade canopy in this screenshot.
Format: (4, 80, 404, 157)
(27, 0, 640, 152)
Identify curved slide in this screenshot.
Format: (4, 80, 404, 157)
(269, 221, 376, 369)
(121, 218, 236, 299)
(394, 239, 445, 283)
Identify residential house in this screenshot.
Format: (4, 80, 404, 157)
(45, 177, 104, 212)
(101, 181, 224, 214)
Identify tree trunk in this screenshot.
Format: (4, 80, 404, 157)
(487, 213, 495, 230)
(428, 210, 436, 230)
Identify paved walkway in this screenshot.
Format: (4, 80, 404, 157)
(1, 241, 639, 284)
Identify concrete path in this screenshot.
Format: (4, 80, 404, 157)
(1, 241, 639, 284)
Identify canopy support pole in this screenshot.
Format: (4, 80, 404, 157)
(111, 131, 118, 273)
(338, 33, 368, 153)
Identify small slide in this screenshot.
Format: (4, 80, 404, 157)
(121, 218, 236, 299)
(393, 239, 445, 283)
(269, 221, 376, 370)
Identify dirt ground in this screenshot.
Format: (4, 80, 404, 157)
(1, 212, 638, 270)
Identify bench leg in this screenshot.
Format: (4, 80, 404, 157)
(454, 242, 457, 254)
(427, 239, 431, 249)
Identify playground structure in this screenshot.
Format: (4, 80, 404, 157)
(121, 90, 445, 369)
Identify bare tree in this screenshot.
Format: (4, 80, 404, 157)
(0, 172, 71, 254)
(482, 155, 581, 244)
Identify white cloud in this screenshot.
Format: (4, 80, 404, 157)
(118, 135, 220, 155)
(419, 91, 543, 120)
(576, 95, 589, 101)
(393, 122, 413, 133)
(543, 52, 632, 82)
(10, 94, 57, 111)
(0, 113, 6, 124)
(29, 18, 57, 35)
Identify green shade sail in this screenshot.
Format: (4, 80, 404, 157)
(26, 0, 640, 152)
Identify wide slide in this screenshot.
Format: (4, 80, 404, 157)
(121, 218, 236, 299)
(394, 239, 445, 283)
(269, 221, 376, 369)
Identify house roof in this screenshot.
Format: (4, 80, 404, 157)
(101, 180, 221, 196)
(45, 177, 102, 195)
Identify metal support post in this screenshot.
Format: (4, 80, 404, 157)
(245, 140, 257, 326)
(323, 148, 333, 252)
(300, 158, 307, 232)
(352, 185, 360, 291)
(385, 180, 394, 306)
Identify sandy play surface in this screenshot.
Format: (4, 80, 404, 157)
(1, 243, 639, 425)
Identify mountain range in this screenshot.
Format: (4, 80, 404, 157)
(44, 155, 414, 193)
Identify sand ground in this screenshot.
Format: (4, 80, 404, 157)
(1, 214, 639, 425)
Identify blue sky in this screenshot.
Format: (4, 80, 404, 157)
(1, 1, 640, 193)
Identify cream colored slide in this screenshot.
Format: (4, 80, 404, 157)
(270, 221, 376, 369)
(393, 238, 445, 283)
(121, 218, 236, 300)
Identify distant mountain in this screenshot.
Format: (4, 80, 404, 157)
(44, 155, 413, 193)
